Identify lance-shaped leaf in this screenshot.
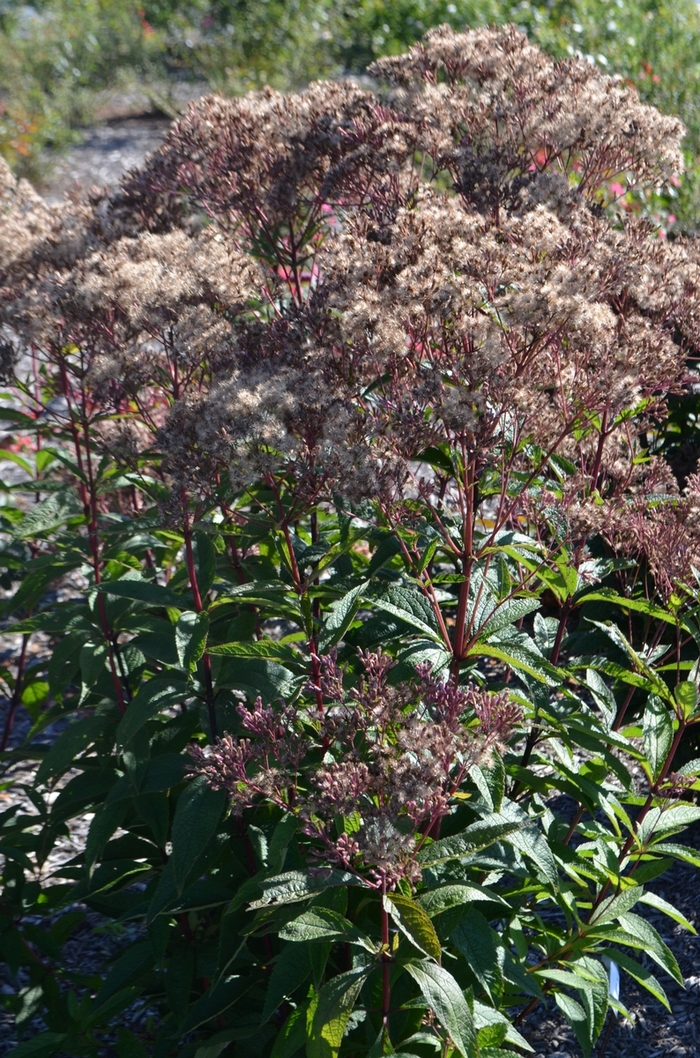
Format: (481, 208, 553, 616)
(307, 968, 368, 1058)
(405, 961, 476, 1058)
(416, 814, 523, 867)
(385, 892, 442, 961)
(248, 869, 366, 909)
(451, 909, 502, 999)
(280, 907, 379, 952)
(642, 694, 674, 782)
(176, 610, 210, 671)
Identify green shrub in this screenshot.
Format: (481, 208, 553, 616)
(1, 25, 700, 1058)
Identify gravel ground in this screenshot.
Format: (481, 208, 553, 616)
(1, 118, 699, 1057)
(39, 116, 172, 204)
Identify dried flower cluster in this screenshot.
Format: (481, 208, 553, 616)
(1, 25, 699, 583)
(189, 651, 519, 886)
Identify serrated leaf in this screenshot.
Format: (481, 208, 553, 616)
(643, 695, 674, 782)
(175, 610, 210, 670)
(248, 869, 366, 909)
(261, 944, 311, 1025)
(280, 908, 378, 952)
(320, 581, 369, 649)
(590, 885, 644, 926)
(370, 585, 444, 644)
(36, 715, 107, 784)
(14, 489, 82, 539)
(586, 669, 617, 729)
(479, 597, 539, 637)
(472, 1001, 533, 1053)
(386, 892, 442, 961)
(451, 909, 501, 999)
(93, 941, 153, 1010)
(416, 815, 522, 867)
(270, 999, 309, 1058)
(639, 891, 697, 934)
(607, 949, 670, 1010)
(405, 961, 476, 1058)
(99, 576, 182, 609)
(553, 993, 591, 1057)
(170, 776, 227, 894)
(674, 680, 698, 719)
(616, 912, 683, 983)
(7, 1032, 68, 1057)
(498, 800, 559, 888)
(307, 969, 368, 1058)
(207, 638, 298, 663)
(417, 884, 509, 916)
(116, 679, 184, 746)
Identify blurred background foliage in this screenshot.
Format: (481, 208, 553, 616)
(0, 0, 698, 228)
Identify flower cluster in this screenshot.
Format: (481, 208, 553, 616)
(0, 26, 697, 543)
(189, 650, 520, 886)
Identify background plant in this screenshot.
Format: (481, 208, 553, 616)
(1, 0, 700, 230)
(2, 24, 700, 1058)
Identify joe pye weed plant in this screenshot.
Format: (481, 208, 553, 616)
(3, 24, 700, 1058)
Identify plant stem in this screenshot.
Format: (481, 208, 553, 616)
(0, 633, 30, 752)
(381, 881, 391, 1034)
(182, 509, 217, 740)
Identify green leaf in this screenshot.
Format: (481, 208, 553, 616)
(478, 597, 539, 638)
(14, 489, 82, 539)
(36, 715, 107, 785)
(472, 1001, 533, 1053)
(386, 892, 442, 961)
(307, 969, 368, 1058)
(78, 641, 109, 702)
(370, 585, 444, 644)
(170, 776, 227, 894)
(280, 908, 379, 952)
(268, 813, 298, 873)
(100, 576, 182, 609)
(575, 589, 677, 626)
(7, 1033, 68, 1057)
(587, 620, 671, 702)
(320, 581, 368, 649)
(649, 842, 700, 868)
(639, 891, 697, 934)
(85, 799, 130, 871)
(674, 680, 698, 720)
(116, 679, 184, 746)
(607, 949, 670, 1010)
(262, 945, 312, 1025)
(586, 669, 617, 729)
(417, 884, 509, 916)
(248, 869, 366, 909)
(643, 695, 674, 782)
(451, 910, 502, 1000)
(405, 961, 476, 1058)
(469, 635, 556, 685)
(270, 999, 310, 1058)
(616, 912, 683, 984)
(207, 638, 299, 663)
(93, 941, 154, 1010)
(215, 657, 297, 703)
(590, 885, 644, 926)
(175, 610, 210, 670)
(416, 814, 523, 867)
(496, 800, 559, 888)
(553, 993, 590, 1057)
